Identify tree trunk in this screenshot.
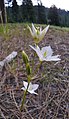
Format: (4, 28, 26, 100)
(0, 0, 7, 23)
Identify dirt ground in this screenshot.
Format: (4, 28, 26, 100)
(0, 25, 69, 119)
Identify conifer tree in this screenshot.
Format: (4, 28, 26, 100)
(12, 0, 18, 22)
(22, 0, 34, 22)
(48, 5, 60, 26)
(37, 2, 46, 24)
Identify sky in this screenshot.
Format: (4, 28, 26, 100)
(39, 0, 69, 11)
(6, 0, 69, 11)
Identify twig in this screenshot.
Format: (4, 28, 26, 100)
(11, 89, 20, 111)
(5, 63, 19, 87)
(52, 87, 69, 119)
(54, 77, 69, 83)
(0, 109, 6, 119)
(24, 106, 34, 119)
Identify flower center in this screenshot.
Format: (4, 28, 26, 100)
(37, 30, 40, 35)
(43, 51, 47, 57)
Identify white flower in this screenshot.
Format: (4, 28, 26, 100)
(29, 45, 61, 61)
(28, 23, 49, 43)
(21, 81, 39, 95)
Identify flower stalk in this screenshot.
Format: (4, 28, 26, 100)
(20, 76, 31, 111)
(20, 51, 39, 111)
(20, 75, 39, 111)
(20, 23, 61, 112)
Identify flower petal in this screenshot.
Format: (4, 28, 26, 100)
(29, 45, 43, 60)
(29, 45, 37, 52)
(32, 23, 37, 34)
(28, 90, 38, 95)
(44, 55, 61, 61)
(21, 87, 26, 91)
(39, 25, 49, 41)
(27, 82, 39, 95)
(29, 45, 41, 55)
(28, 26, 34, 37)
(31, 84, 39, 91)
(23, 81, 28, 89)
(49, 55, 61, 61)
(41, 46, 53, 57)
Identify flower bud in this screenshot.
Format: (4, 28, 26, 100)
(22, 51, 29, 64)
(26, 63, 31, 75)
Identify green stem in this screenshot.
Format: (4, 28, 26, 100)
(20, 75, 31, 111)
(35, 61, 42, 74)
(20, 89, 27, 111)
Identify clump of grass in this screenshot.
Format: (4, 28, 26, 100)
(0, 24, 11, 40)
